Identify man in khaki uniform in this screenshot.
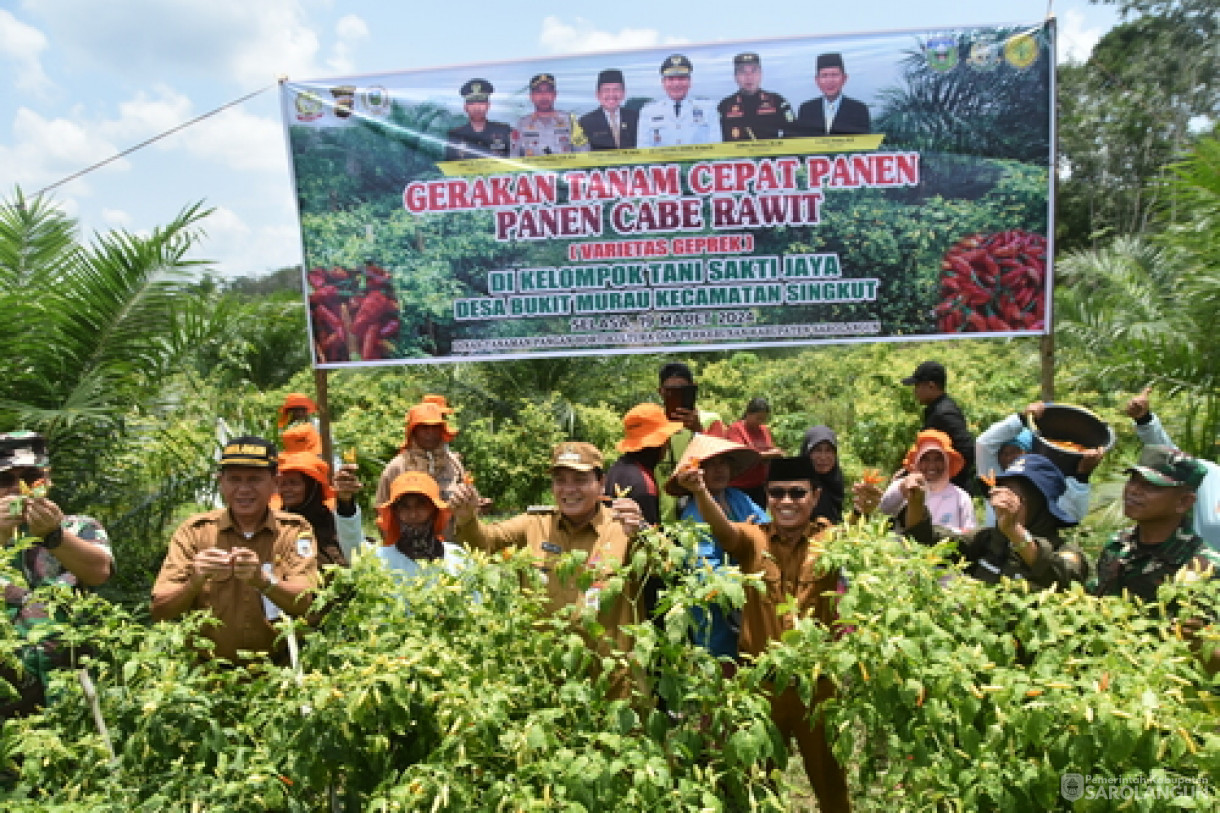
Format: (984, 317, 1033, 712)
(449, 443, 644, 662)
(151, 436, 318, 662)
(676, 455, 851, 812)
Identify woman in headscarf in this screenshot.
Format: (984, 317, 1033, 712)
(277, 453, 362, 567)
(375, 471, 464, 579)
(878, 429, 975, 534)
(665, 434, 765, 670)
(799, 425, 845, 524)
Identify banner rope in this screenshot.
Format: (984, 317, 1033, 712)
(32, 82, 276, 199)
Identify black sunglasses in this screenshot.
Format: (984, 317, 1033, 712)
(0, 468, 44, 489)
(767, 486, 810, 501)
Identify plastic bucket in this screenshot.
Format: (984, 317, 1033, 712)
(1027, 404, 1115, 477)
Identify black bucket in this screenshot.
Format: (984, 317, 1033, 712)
(1028, 404, 1115, 477)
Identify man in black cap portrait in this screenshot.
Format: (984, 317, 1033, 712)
(512, 73, 589, 157)
(795, 52, 871, 136)
(445, 79, 513, 160)
(636, 54, 720, 148)
(902, 360, 975, 490)
(579, 69, 638, 151)
(717, 52, 795, 141)
(151, 436, 318, 663)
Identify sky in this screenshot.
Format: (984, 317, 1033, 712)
(0, 0, 1120, 279)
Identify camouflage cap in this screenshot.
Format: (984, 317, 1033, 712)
(0, 431, 49, 471)
(1125, 445, 1207, 491)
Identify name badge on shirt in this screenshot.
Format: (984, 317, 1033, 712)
(541, 541, 563, 554)
(297, 533, 314, 558)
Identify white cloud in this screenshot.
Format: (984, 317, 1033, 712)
(0, 107, 125, 193)
(190, 208, 301, 277)
(24, 0, 326, 86)
(1058, 9, 1103, 64)
(0, 10, 51, 91)
(101, 208, 132, 227)
(326, 14, 370, 74)
(538, 16, 685, 55)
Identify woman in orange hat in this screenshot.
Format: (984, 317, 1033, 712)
(277, 452, 357, 567)
(605, 403, 684, 526)
(878, 429, 975, 533)
(277, 393, 323, 455)
(374, 402, 466, 518)
(375, 471, 463, 578)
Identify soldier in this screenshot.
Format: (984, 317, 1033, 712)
(578, 69, 638, 151)
(636, 54, 721, 148)
(795, 52, 872, 136)
(445, 78, 512, 160)
(717, 52, 794, 141)
(512, 73, 589, 157)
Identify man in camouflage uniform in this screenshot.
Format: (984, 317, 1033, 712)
(717, 52, 795, 141)
(512, 74, 589, 157)
(0, 431, 113, 717)
(1093, 446, 1218, 603)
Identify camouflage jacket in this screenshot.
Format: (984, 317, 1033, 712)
(1092, 523, 1219, 603)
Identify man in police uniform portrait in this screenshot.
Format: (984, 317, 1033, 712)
(512, 73, 589, 157)
(445, 78, 513, 160)
(795, 52, 872, 136)
(636, 54, 721, 148)
(718, 52, 795, 141)
(578, 69, 638, 151)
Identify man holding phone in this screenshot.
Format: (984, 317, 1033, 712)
(657, 362, 726, 523)
(151, 436, 318, 663)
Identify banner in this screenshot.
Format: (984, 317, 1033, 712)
(282, 22, 1054, 367)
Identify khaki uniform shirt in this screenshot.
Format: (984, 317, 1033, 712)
(717, 520, 839, 658)
(152, 509, 318, 662)
(455, 506, 641, 647)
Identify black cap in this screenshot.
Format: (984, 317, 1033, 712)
(660, 54, 693, 76)
(767, 456, 817, 484)
(460, 79, 493, 101)
(219, 436, 278, 470)
(529, 73, 556, 90)
(596, 69, 625, 88)
(734, 52, 761, 68)
(902, 361, 946, 387)
(816, 53, 846, 72)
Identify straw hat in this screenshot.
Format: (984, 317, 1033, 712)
(377, 470, 451, 543)
(664, 434, 760, 496)
(618, 403, 683, 453)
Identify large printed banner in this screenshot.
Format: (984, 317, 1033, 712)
(282, 22, 1054, 367)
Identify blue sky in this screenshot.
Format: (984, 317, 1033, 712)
(1, 0, 1119, 278)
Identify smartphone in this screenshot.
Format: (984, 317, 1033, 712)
(662, 384, 698, 419)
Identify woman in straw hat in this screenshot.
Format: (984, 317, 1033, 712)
(666, 434, 765, 667)
(878, 429, 976, 533)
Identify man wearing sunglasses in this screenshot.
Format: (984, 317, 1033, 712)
(0, 431, 113, 716)
(675, 455, 852, 812)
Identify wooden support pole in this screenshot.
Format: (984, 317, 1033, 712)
(314, 367, 334, 466)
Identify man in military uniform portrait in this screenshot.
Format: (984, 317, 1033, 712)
(636, 54, 721, 148)
(512, 73, 589, 157)
(718, 52, 795, 141)
(795, 52, 872, 136)
(578, 69, 638, 151)
(445, 78, 512, 160)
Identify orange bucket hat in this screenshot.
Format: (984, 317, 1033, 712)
(377, 470, 451, 543)
(403, 402, 458, 449)
(617, 403, 683, 453)
(901, 429, 965, 481)
(277, 452, 335, 501)
(281, 423, 323, 455)
(422, 393, 455, 415)
(664, 434, 760, 496)
(277, 393, 318, 428)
